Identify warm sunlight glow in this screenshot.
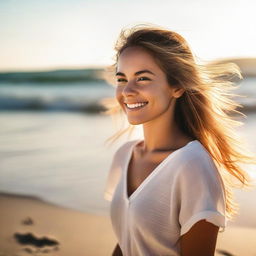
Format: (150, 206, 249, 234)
(1, 0, 256, 71)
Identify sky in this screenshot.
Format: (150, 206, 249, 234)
(0, 0, 256, 71)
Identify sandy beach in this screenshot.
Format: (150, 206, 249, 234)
(0, 192, 255, 256)
(0, 112, 255, 256)
(0, 193, 116, 256)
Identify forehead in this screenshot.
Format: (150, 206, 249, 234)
(117, 46, 161, 73)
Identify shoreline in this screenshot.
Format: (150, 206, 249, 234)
(0, 192, 255, 256)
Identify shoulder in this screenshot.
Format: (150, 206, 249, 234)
(177, 140, 222, 184)
(115, 139, 140, 155)
(112, 139, 140, 162)
(173, 141, 226, 211)
(181, 140, 217, 168)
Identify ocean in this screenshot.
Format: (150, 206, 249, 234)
(0, 77, 256, 112)
(0, 78, 255, 220)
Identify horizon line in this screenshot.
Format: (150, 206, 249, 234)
(1, 56, 256, 73)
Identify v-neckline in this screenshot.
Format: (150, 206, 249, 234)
(125, 139, 197, 202)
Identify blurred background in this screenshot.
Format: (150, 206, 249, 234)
(0, 0, 256, 254)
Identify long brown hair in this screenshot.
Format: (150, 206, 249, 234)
(100, 24, 256, 221)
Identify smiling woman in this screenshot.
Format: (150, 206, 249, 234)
(101, 24, 256, 256)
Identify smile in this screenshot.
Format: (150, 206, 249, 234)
(125, 102, 148, 111)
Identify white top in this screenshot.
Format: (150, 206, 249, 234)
(104, 139, 227, 256)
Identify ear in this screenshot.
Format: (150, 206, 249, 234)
(172, 87, 185, 98)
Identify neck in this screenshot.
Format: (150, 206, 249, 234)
(137, 97, 193, 155)
(142, 120, 186, 153)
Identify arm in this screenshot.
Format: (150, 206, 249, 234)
(180, 219, 219, 256)
(112, 243, 123, 256)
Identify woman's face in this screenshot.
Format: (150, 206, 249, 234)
(115, 46, 184, 125)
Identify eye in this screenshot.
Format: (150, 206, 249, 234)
(116, 78, 127, 83)
(137, 77, 151, 81)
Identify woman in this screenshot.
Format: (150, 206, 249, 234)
(103, 24, 255, 256)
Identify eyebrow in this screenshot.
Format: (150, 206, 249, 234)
(115, 69, 155, 76)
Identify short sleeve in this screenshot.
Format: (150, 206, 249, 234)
(176, 153, 227, 236)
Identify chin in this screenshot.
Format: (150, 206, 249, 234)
(127, 117, 149, 125)
(127, 118, 144, 126)
(128, 120, 141, 126)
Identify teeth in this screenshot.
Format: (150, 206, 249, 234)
(126, 102, 147, 109)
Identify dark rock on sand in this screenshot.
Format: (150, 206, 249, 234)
(14, 232, 59, 248)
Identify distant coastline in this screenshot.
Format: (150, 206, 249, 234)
(0, 57, 255, 84)
(0, 68, 106, 83)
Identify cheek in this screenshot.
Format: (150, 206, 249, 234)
(148, 89, 172, 108)
(115, 88, 126, 110)
(115, 87, 122, 101)
(143, 86, 165, 101)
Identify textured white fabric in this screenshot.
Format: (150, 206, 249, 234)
(104, 139, 227, 256)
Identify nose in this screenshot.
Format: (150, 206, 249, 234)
(121, 80, 138, 97)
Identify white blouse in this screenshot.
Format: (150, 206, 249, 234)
(104, 139, 227, 256)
